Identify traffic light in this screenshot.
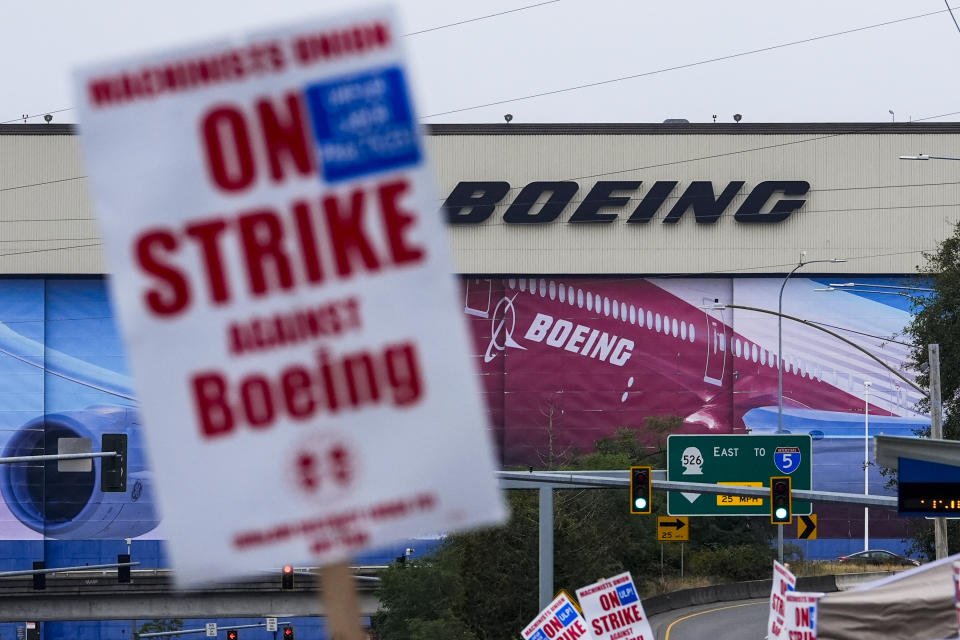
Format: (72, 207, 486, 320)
(770, 476, 792, 524)
(101, 433, 128, 492)
(630, 466, 652, 514)
(281, 564, 294, 590)
(32, 561, 45, 590)
(282, 626, 295, 639)
(226, 630, 238, 640)
(118, 553, 131, 583)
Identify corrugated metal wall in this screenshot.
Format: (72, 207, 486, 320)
(430, 125, 960, 275)
(0, 127, 103, 273)
(2, 123, 959, 275)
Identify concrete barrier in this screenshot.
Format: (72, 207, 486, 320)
(834, 570, 893, 590)
(644, 572, 886, 617)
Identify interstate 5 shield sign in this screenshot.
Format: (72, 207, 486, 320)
(74, 7, 505, 586)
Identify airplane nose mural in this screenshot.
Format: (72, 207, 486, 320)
(0, 406, 157, 539)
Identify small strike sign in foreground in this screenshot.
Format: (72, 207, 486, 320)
(657, 516, 689, 541)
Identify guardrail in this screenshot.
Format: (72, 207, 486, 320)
(0, 571, 381, 621)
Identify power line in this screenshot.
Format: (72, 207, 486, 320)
(946, 0, 960, 35)
(0, 218, 92, 223)
(510, 111, 960, 188)
(8, 156, 960, 201)
(1, 1, 562, 126)
(0, 176, 85, 193)
(0, 237, 100, 242)
(403, 0, 560, 36)
(645, 249, 934, 278)
(0, 242, 101, 259)
(806, 321, 913, 348)
(424, 5, 960, 118)
(0, 108, 74, 125)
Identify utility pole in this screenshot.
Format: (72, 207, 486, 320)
(538, 486, 553, 610)
(929, 344, 949, 560)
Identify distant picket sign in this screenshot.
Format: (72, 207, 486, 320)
(953, 562, 960, 631)
(783, 591, 822, 640)
(576, 571, 654, 640)
(767, 560, 797, 640)
(522, 592, 588, 640)
(73, 6, 504, 586)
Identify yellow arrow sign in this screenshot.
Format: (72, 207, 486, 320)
(657, 516, 689, 541)
(798, 514, 817, 540)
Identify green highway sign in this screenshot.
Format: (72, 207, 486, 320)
(667, 434, 812, 516)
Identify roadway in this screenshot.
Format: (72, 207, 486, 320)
(648, 598, 769, 640)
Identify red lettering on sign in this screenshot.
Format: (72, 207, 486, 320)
(135, 230, 191, 315)
(599, 591, 622, 611)
(134, 179, 425, 318)
(191, 341, 422, 438)
(324, 189, 381, 277)
(544, 618, 562, 638)
(379, 180, 424, 265)
(772, 593, 785, 616)
(185, 219, 231, 305)
(203, 107, 256, 192)
(255, 93, 314, 183)
(201, 92, 312, 193)
(291, 21, 391, 66)
(238, 210, 295, 296)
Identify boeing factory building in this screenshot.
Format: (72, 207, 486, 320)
(1, 121, 958, 637)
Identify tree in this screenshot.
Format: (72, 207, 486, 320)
(374, 420, 777, 638)
(137, 620, 183, 636)
(907, 221, 960, 440)
(903, 221, 960, 558)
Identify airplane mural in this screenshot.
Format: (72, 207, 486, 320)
(0, 276, 929, 553)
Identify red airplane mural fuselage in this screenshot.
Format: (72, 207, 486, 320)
(462, 277, 892, 466)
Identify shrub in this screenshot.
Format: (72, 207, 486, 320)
(687, 544, 776, 582)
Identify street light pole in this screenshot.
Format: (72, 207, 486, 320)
(778, 255, 846, 433)
(864, 380, 871, 552)
(899, 154, 960, 161)
(775, 254, 844, 563)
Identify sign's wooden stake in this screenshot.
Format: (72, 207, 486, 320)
(319, 561, 366, 640)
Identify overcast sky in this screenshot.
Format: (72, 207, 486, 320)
(2, 0, 960, 126)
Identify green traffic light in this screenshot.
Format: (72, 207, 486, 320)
(775, 506, 788, 520)
(635, 497, 648, 510)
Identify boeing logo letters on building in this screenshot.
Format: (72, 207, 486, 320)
(444, 180, 810, 225)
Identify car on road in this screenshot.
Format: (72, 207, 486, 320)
(837, 549, 920, 567)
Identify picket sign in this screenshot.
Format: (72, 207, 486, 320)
(575, 572, 654, 640)
(767, 560, 797, 640)
(953, 561, 960, 635)
(783, 591, 823, 640)
(521, 591, 588, 640)
(73, 6, 506, 636)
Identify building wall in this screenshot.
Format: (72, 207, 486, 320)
(0, 123, 943, 564)
(3, 122, 960, 275)
(433, 123, 960, 274)
(0, 126, 103, 273)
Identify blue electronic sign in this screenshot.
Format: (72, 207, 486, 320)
(898, 457, 960, 516)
